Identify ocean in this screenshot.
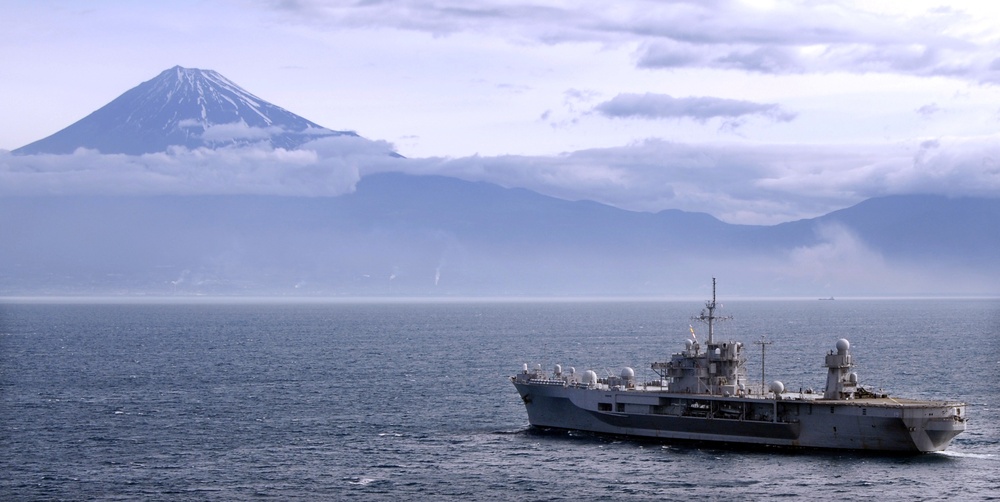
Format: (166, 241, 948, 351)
(1, 298, 997, 500)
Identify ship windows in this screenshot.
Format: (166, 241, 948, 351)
(617, 403, 625, 413)
(598, 403, 612, 412)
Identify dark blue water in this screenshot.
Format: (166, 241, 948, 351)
(2, 299, 998, 500)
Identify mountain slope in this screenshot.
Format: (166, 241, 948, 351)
(0, 173, 728, 296)
(2, 173, 997, 296)
(13, 66, 356, 155)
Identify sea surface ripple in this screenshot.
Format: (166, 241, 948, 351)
(1, 299, 997, 500)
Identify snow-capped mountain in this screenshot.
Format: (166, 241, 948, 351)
(13, 66, 357, 155)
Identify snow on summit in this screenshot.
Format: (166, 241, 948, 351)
(14, 66, 357, 155)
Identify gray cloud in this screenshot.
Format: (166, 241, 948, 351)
(592, 93, 796, 122)
(272, 1, 1000, 83)
(636, 38, 984, 80)
(916, 103, 941, 117)
(272, 0, 579, 38)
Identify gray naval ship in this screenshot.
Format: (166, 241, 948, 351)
(511, 280, 967, 452)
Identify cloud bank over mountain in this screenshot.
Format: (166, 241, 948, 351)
(4, 132, 999, 224)
(0, 137, 382, 197)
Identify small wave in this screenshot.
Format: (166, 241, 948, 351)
(934, 450, 996, 460)
(346, 477, 377, 486)
(493, 426, 532, 435)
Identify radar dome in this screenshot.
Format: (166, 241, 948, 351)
(836, 339, 850, 354)
(770, 381, 785, 394)
(583, 370, 598, 386)
(621, 367, 635, 380)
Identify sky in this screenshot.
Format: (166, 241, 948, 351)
(3, 0, 1000, 224)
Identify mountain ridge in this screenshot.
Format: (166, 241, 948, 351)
(2, 173, 997, 296)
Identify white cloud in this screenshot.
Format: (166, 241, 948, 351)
(200, 121, 285, 142)
(785, 223, 886, 283)
(0, 135, 403, 197)
(763, 221, 986, 294)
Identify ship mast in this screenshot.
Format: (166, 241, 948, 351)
(693, 277, 730, 344)
(754, 335, 772, 396)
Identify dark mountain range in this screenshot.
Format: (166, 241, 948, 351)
(2, 173, 998, 296)
(4, 67, 997, 296)
(13, 66, 357, 155)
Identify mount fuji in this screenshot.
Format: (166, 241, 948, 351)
(13, 66, 358, 155)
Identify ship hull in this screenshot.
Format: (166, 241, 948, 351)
(513, 382, 966, 452)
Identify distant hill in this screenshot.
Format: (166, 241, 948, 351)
(13, 66, 358, 155)
(2, 173, 997, 296)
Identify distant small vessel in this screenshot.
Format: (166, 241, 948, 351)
(820, 296, 835, 300)
(511, 279, 967, 452)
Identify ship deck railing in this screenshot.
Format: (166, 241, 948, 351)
(525, 378, 571, 386)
